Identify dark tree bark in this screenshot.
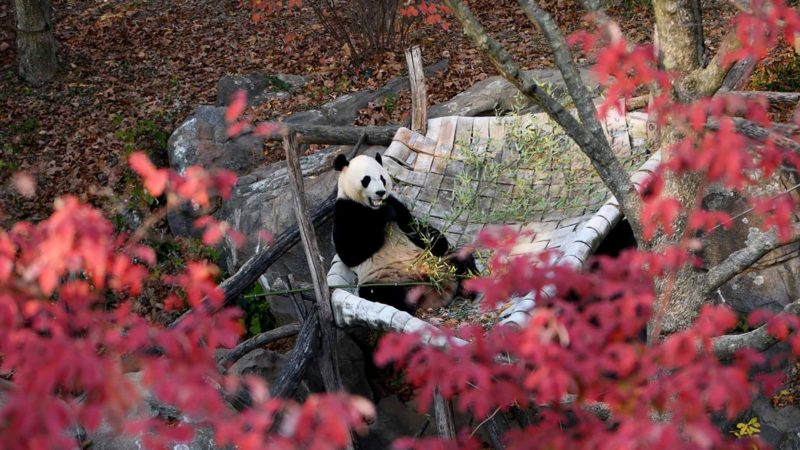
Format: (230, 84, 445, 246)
(14, 0, 57, 84)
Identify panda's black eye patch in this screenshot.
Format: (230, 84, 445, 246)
(380, 175, 386, 186)
(361, 176, 371, 188)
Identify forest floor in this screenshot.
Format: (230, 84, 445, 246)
(2, 0, 772, 227)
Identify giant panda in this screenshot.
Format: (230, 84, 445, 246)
(332, 152, 476, 313)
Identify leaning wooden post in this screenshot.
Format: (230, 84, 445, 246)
(282, 132, 347, 394)
(405, 45, 428, 135)
(405, 44, 456, 439)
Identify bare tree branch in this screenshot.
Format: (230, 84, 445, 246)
(516, 0, 610, 155)
(703, 227, 800, 296)
(717, 57, 757, 93)
(678, 32, 740, 99)
(219, 323, 302, 370)
(443, 0, 642, 234)
(713, 299, 800, 359)
(729, 91, 800, 107)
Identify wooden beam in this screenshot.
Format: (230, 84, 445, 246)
(405, 46, 428, 134)
(283, 133, 347, 395)
(405, 44, 457, 440)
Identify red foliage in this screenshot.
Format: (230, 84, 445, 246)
(377, 241, 771, 450)
(3, 1, 800, 449)
(0, 159, 373, 449)
(374, 2, 800, 450)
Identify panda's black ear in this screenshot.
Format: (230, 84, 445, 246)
(374, 153, 383, 166)
(334, 154, 349, 171)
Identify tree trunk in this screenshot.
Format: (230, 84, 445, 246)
(14, 0, 57, 84)
(652, 0, 703, 77)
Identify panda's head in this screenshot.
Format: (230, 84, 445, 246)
(334, 153, 393, 209)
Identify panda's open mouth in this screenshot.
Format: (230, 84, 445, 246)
(368, 197, 384, 208)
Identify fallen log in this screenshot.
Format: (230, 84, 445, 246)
(251, 123, 400, 146)
(219, 322, 302, 369)
(270, 311, 321, 399)
(729, 90, 800, 106)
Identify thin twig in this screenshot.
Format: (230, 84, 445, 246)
(471, 407, 502, 437)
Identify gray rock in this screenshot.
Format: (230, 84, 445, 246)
(168, 106, 265, 175)
(216, 144, 384, 288)
(701, 188, 800, 315)
(230, 348, 287, 381)
(358, 395, 427, 450)
(429, 68, 600, 118)
(780, 429, 800, 449)
(719, 394, 800, 448)
(337, 330, 373, 401)
(88, 426, 217, 450)
(86, 372, 218, 450)
(284, 109, 328, 126)
(752, 395, 800, 446)
(216, 72, 307, 106)
(166, 105, 267, 236)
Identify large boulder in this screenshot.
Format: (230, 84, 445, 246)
(358, 395, 428, 450)
(84, 372, 216, 450)
(702, 186, 800, 315)
(168, 105, 266, 175)
(230, 348, 287, 380)
(717, 393, 800, 449)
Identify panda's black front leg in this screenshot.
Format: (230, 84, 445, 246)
(384, 195, 450, 257)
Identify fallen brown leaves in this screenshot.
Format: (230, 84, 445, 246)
(0, 0, 742, 230)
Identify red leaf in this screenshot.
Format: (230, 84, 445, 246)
(144, 169, 168, 197)
(225, 90, 247, 124)
(12, 172, 36, 198)
(128, 152, 155, 177)
(227, 121, 248, 138)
